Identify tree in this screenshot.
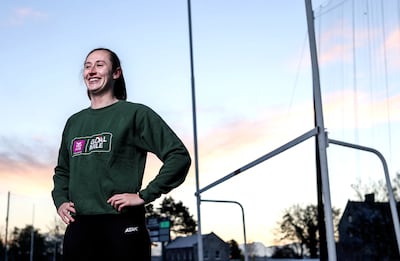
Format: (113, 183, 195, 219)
(227, 239, 242, 260)
(145, 196, 197, 237)
(0, 236, 4, 260)
(270, 243, 302, 259)
(351, 172, 400, 202)
(276, 204, 341, 258)
(8, 225, 47, 261)
(145, 203, 159, 218)
(44, 217, 65, 260)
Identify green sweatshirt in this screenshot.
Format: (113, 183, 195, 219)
(51, 101, 191, 215)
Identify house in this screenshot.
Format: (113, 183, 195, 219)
(164, 232, 230, 261)
(337, 193, 400, 260)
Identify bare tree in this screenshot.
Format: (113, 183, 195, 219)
(351, 172, 400, 202)
(276, 204, 341, 258)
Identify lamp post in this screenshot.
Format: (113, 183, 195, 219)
(201, 199, 248, 261)
(5, 191, 10, 261)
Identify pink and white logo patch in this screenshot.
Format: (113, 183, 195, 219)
(73, 139, 86, 155)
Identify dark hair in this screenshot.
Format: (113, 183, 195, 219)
(85, 48, 127, 100)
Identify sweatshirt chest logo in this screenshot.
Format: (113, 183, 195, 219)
(71, 132, 112, 157)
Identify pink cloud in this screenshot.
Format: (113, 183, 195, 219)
(192, 89, 399, 177)
(382, 28, 400, 69)
(0, 159, 53, 195)
(323, 89, 400, 130)
(318, 22, 379, 67)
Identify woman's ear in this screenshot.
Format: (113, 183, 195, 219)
(113, 67, 122, 80)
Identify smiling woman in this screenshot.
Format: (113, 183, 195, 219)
(51, 48, 191, 261)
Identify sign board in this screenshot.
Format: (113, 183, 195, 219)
(147, 217, 171, 242)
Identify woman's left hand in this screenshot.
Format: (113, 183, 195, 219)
(107, 193, 145, 212)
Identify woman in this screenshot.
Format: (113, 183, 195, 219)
(51, 48, 191, 260)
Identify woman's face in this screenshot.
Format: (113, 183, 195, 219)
(84, 50, 120, 97)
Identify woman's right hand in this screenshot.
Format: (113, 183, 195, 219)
(57, 202, 76, 225)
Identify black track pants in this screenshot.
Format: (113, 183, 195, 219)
(62, 206, 151, 261)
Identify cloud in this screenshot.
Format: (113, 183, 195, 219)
(0, 158, 53, 198)
(2, 7, 47, 27)
(323, 89, 400, 131)
(0, 136, 56, 195)
(317, 20, 381, 66)
(189, 88, 399, 182)
(195, 88, 398, 158)
(382, 28, 400, 69)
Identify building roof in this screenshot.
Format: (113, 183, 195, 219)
(165, 232, 220, 249)
(341, 200, 399, 222)
(340, 193, 400, 222)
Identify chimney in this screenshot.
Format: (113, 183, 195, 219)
(365, 193, 375, 203)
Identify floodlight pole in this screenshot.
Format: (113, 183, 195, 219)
(201, 199, 248, 261)
(187, 1, 337, 260)
(30, 204, 35, 261)
(5, 191, 10, 261)
(305, 0, 337, 260)
(186, 0, 204, 260)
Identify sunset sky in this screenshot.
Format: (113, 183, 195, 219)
(0, 0, 399, 247)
